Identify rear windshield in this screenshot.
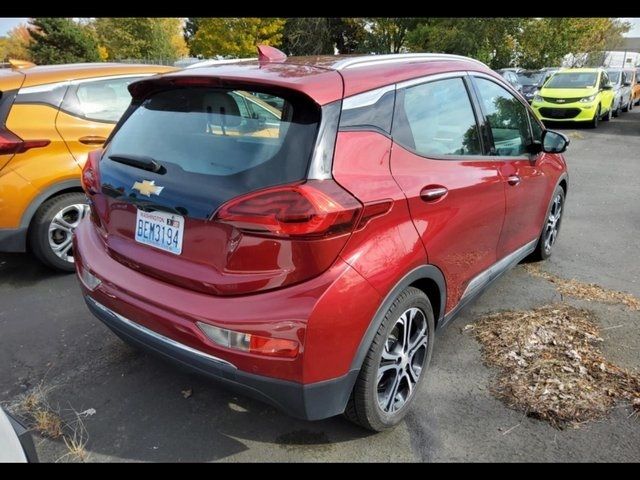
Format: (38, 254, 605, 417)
(105, 86, 320, 180)
(545, 72, 598, 89)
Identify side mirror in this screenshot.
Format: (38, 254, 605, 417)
(624, 81, 631, 87)
(601, 84, 613, 91)
(542, 130, 569, 154)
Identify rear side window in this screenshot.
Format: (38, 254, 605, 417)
(474, 77, 531, 157)
(62, 76, 142, 123)
(393, 77, 482, 157)
(105, 86, 319, 182)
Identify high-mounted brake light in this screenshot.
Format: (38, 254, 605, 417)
(197, 322, 299, 358)
(81, 150, 101, 195)
(0, 128, 50, 155)
(215, 180, 362, 239)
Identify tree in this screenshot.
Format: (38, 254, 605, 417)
(189, 18, 285, 58)
(28, 18, 100, 64)
(516, 18, 630, 69)
(361, 18, 420, 54)
(330, 18, 367, 54)
(407, 18, 521, 68)
(95, 18, 187, 62)
(281, 18, 334, 56)
(0, 24, 32, 61)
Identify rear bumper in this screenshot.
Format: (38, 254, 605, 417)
(84, 295, 357, 420)
(0, 227, 27, 252)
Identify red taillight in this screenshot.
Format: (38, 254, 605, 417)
(197, 322, 299, 358)
(81, 150, 102, 195)
(215, 180, 362, 238)
(0, 128, 50, 155)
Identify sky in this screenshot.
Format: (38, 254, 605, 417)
(1, 17, 640, 37)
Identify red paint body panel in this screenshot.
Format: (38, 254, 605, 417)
(389, 144, 507, 312)
(331, 131, 429, 297)
(74, 218, 380, 383)
(130, 63, 344, 106)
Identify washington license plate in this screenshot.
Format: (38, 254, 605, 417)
(135, 209, 184, 255)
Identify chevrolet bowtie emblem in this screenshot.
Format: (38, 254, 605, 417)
(132, 180, 164, 197)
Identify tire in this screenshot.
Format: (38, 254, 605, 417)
(344, 287, 435, 432)
(622, 99, 630, 112)
(529, 185, 565, 262)
(588, 105, 600, 128)
(28, 192, 89, 272)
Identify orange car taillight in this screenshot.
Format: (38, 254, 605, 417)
(215, 180, 362, 239)
(197, 322, 299, 358)
(0, 127, 50, 155)
(81, 150, 102, 195)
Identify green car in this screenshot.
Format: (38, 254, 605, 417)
(531, 68, 615, 128)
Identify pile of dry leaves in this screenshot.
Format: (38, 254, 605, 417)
(471, 304, 640, 428)
(524, 264, 640, 311)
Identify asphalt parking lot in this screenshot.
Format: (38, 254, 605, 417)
(1, 110, 639, 462)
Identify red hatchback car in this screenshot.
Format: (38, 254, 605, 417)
(74, 47, 569, 431)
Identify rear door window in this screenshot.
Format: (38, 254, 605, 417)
(393, 77, 482, 157)
(62, 76, 144, 123)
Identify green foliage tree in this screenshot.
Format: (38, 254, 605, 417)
(189, 18, 285, 58)
(27, 18, 100, 64)
(360, 18, 420, 54)
(95, 18, 187, 62)
(281, 18, 334, 56)
(407, 18, 520, 68)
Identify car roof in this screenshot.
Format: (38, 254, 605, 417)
(558, 68, 601, 73)
(136, 53, 496, 105)
(17, 63, 177, 88)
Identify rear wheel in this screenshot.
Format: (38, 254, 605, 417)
(29, 192, 89, 272)
(344, 287, 435, 431)
(529, 185, 565, 262)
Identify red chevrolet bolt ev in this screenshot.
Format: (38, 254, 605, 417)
(74, 46, 569, 431)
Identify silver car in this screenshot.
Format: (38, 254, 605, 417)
(606, 68, 634, 115)
(0, 407, 37, 463)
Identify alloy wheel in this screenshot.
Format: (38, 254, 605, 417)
(48, 203, 89, 263)
(376, 307, 429, 414)
(543, 193, 563, 254)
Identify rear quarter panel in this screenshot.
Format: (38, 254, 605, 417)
(1, 104, 79, 228)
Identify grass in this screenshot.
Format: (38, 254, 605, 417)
(7, 380, 90, 462)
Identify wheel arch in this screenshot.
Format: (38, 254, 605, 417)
(349, 265, 446, 373)
(21, 179, 83, 231)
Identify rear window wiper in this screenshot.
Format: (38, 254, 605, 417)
(108, 154, 165, 174)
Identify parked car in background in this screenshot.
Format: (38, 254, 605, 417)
(496, 68, 523, 94)
(75, 47, 569, 432)
(0, 62, 176, 271)
(517, 69, 555, 103)
(0, 407, 37, 462)
(531, 67, 615, 128)
(606, 68, 634, 115)
(634, 68, 640, 106)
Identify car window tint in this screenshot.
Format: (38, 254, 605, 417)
(393, 77, 481, 157)
(64, 76, 142, 123)
(474, 77, 531, 157)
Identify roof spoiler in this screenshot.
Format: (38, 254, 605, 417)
(257, 45, 287, 64)
(8, 59, 36, 70)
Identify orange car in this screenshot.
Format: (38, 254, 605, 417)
(0, 61, 175, 271)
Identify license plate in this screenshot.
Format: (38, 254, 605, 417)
(135, 209, 184, 255)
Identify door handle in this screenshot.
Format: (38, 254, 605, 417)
(507, 175, 521, 186)
(420, 186, 448, 201)
(79, 135, 107, 146)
